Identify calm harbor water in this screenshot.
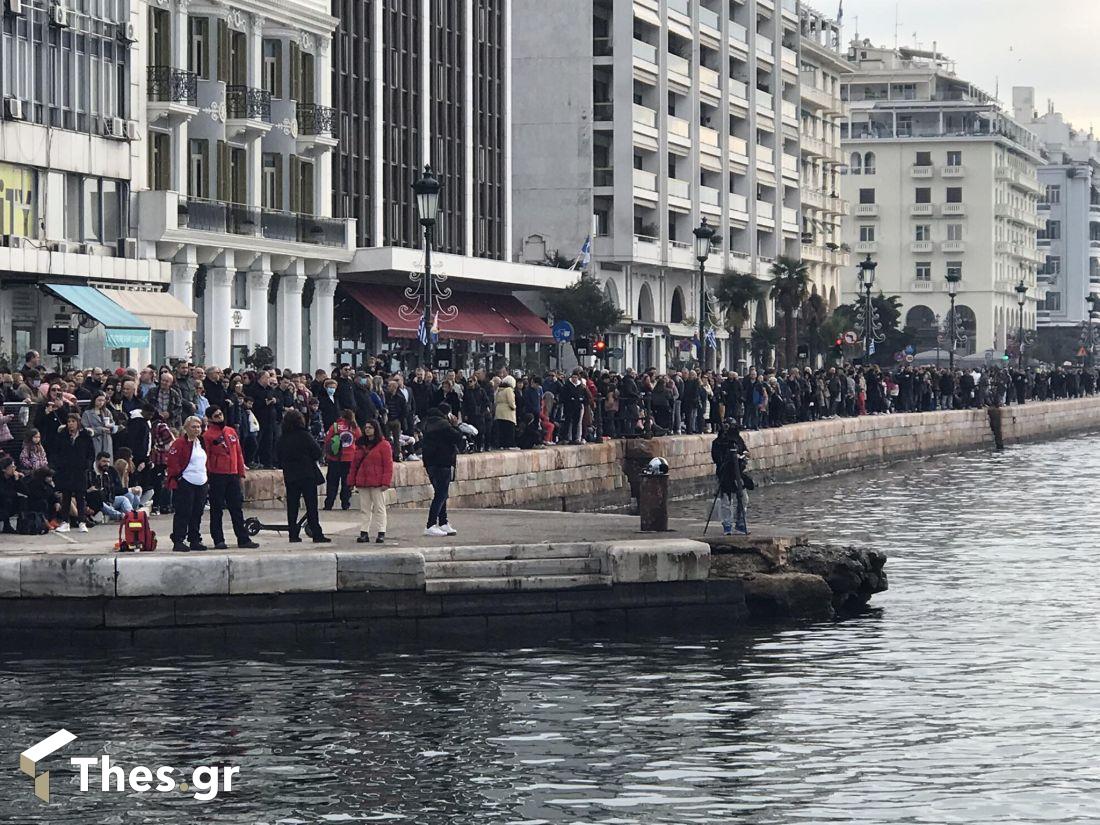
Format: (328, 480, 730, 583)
(2, 436, 1100, 823)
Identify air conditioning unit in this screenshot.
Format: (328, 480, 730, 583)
(49, 240, 78, 253)
(117, 21, 136, 42)
(124, 119, 140, 140)
(120, 238, 139, 258)
(5, 0, 23, 15)
(103, 116, 125, 138)
(5, 97, 23, 120)
(49, 3, 67, 27)
(3, 234, 25, 248)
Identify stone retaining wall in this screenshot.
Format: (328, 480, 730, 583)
(242, 399, 1099, 511)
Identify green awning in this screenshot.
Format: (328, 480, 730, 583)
(42, 283, 151, 349)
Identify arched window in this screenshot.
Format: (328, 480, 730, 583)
(637, 283, 654, 322)
(849, 152, 863, 175)
(863, 151, 876, 174)
(955, 305, 978, 355)
(604, 278, 620, 310)
(670, 287, 685, 324)
(905, 305, 938, 353)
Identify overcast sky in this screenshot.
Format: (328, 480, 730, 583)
(841, 0, 1100, 128)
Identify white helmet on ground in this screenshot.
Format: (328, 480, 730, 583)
(645, 457, 669, 475)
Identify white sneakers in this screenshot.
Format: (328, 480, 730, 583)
(55, 522, 70, 533)
(78, 523, 88, 533)
(424, 524, 457, 537)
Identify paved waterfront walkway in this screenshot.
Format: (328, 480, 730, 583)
(0, 507, 722, 556)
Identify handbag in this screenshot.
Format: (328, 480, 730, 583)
(313, 463, 326, 486)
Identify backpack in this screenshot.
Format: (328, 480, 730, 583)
(16, 511, 47, 535)
(117, 509, 157, 552)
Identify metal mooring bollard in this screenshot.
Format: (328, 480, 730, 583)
(639, 472, 669, 532)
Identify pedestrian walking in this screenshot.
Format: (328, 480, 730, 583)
(276, 409, 330, 544)
(349, 419, 394, 544)
(203, 405, 259, 550)
(165, 415, 209, 552)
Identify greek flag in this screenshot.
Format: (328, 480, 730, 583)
(868, 340, 876, 356)
(569, 236, 592, 271)
(417, 314, 429, 346)
(705, 327, 717, 349)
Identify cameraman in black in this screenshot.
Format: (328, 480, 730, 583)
(711, 419, 751, 536)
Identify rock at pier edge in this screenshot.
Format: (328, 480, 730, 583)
(705, 535, 888, 621)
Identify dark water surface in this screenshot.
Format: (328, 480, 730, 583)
(2, 437, 1098, 823)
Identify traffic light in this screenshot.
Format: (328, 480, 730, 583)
(832, 337, 844, 358)
(593, 339, 608, 359)
(574, 337, 591, 356)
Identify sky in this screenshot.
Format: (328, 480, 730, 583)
(840, 0, 1100, 128)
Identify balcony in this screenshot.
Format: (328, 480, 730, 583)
(910, 241, 934, 253)
(699, 65, 720, 94)
(593, 101, 614, 122)
(910, 279, 935, 293)
(297, 103, 335, 136)
(800, 134, 828, 159)
(632, 39, 658, 66)
(225, 85, 272, 137)
(781, 47, 798, 70)
(826, 195, 849, 216)
(1091, 200, 1100, 215)
(782, 207, 799, 230)
(700, 186, 721, 210)
(632, 103, 657, 128)
(781, 100, 798, 124)
(996, 166, 1042, 195)
(781, 153, 799, 179)
(799, 81, 834, 112)
(756, 200, 775, 222)
(667, 53, 690, 82)
(854, 203, 879, 217)
(593, 36, 612, 57)
(855, 241, 878, 253)
(757, 155, 776, 177)
(667, 115, 690, 145)
(593, 168, 613, 187)
(942, 203, 966, 216)
(632, 168, 657, 193)
(699, 6, 719, 32)
(911, 165, 934, 178)
(756, 90, 773, 113)
(668, 177, 690, 200)
(699, 125, 720, 156)
(729, 78, 749, 104)
(728, 135, 748, 160)
(756, 34, 773, 61)
(941, 241, 966, 253)
(729, 192, 749, 217)
(147, 66, 198, 123)
(729, 21, 748, 48)
(910, 204, 934, 217)
(942, 165, 965, 178)
(801, 187, 826, 210)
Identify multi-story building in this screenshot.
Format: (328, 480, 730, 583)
(1013, 87, 1100, 341)
(798, 4, 850, 309)
(328, 0, 564, 370)
(134, 0, 356, 372)
(0, 0, 176, 369)
(512, 0, 805, 372)
(841, 43, 1044, 357)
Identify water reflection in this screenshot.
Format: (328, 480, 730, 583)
(2, 438, 1099, 823)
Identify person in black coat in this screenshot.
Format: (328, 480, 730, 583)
(420, 405, 464, 536)
(318, 378, 341, 430)
(51, 413, 95, 532)
(275, 409, 330, 543)
(352, 374, 380, 428)
(247, 371, 281, 468)
(203, 367, 227, 411)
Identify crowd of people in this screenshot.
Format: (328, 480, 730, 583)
(1, 346, 1098, 542)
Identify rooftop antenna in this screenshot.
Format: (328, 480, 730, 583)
(893, 3, 900, 50)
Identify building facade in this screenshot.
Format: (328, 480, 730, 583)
(0, 0, 177, 369)
(511, 0, 806, 372)
(1013, 87, 1100, 337)
(798, 4, 850, 309)
(841, 43, 1044, 358)
(134, 0, 355, 373)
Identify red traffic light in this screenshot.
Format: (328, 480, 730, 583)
(835, 337, 843, 346)
(594, 339, 608, 353)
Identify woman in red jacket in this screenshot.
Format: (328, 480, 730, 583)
(348, 419, 393, 544)
(323, 409, 361, 511)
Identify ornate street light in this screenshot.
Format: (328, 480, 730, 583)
(856, 254, 882, 361)
(946, 270, 961, 370)
(402, 165, 454, 368)
(1081, 292, 1100, 368)
(693, 217, 717, 369)
(1015, 279, 1028, 370)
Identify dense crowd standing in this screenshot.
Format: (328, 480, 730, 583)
(1, 346, 1097, 539)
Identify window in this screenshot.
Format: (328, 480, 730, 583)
(148, 131, 171, 191)
(1045, 184, 1061, 205)
(1047, 220, 1062, 240)
(946, 261, 962, 281)
(189, 139, 208, 198)
(946, 150, 962, 166)
(915, 187, 931, 204)
(65, 174, 126, 245)
(915, 262, 932, 281)
(946, 187, 963, 203)
(863, 151, 876, 174)
(849, 152, 862, 175)
(859, 225, 875, 242)
(914, 225, 931, 241)
(859, 187, 875, 204)
(946, 224, 964, 241)
(915, 151, 932, 166)
(1045, 255, 1061, 276)
(189, 17, 209, 80)
(1043, 292, 1062, 311)
(262, 153, 281, 209)
(262, 40, 282, 98)
(232, 271, 247, 309)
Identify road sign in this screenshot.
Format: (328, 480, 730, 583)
(905, 354, 914, 364)
(904, 344, 915, 355)
(609, 347, 624, 359)
(552, 320, 574, 343)
(894, 352, 905, 362)
(843, 331, 858, 345)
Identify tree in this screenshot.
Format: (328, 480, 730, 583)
(832, 293, 914, 366)
(768, 256, 811, 369)
(243, 345, 275, 371)
(544, 275, 624, 338)
(797, 293, 829, 364)
(750, 323, 780, 369)
(714, 270, 764, 369)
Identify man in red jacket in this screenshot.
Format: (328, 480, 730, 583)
(203, 405, 259, 549)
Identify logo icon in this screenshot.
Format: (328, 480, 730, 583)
(20, 729, 76, 802)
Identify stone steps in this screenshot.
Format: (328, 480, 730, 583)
(424, 574, 612, 594)
(424, 556, 605, 580)
(418, 543, 594, 563)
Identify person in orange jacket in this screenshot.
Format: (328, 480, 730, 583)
(348, 419, 394, 544)
(202, 405, 258, 550)
(323, 409, 361, 511)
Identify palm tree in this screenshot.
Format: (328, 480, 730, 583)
(714, 270, 764, 369)
(750, 322, 780, 369)
(768, 256, 811, 369)
(799, 292, 829, 364)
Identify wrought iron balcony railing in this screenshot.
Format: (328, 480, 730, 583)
(225, 85, 271, 121)
(147, 66, 198, 105)
(296, 103, 336, 136)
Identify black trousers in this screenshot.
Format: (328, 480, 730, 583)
(324, 461, 352, 508)
(496, 420, 516, 449)
(58, 486, 86, 527)
(257, 417, 276, 466)
(426, 466, 452, 528)
(208, 473, 247, 546)
(171, 479, 208, 547)
(285, 478, 322, 539)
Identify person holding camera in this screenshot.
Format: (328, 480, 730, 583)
(420, 403, 469, 537)
(203, 405, 259, 550)
(711, 419, 751, 536)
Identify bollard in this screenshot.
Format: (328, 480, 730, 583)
(638, 473, 669, 532)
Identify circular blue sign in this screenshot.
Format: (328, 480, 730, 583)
(552, 320, 575, 343)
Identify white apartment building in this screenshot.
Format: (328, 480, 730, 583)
(134, 0, 354, 372)
(0, 0, 176, 370)
(841, 43, 1044, 357)
(512, 0, 805, 371)
(1013, 87, 1100, 336)
(798, 4, 850, 309)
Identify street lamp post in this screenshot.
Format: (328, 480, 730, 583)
(946, 271, 961, 371)
(1083, 293, 1100, 368)
(693, 217, 716, 370)
(857, 254, 878, 361)
(1014, 279, 1028, 370)
(412, 165, 442, 369)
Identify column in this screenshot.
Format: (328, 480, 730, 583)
(248, 134, 263, 208)
(172, 1, 189, 69)
(501, 0, 512, 257)
(174, 120, 189, 194)
(316, 42, 334, 218)
(204, 266, 234, 367)
(463, 0, 474, 255)
(372, 0, 384, 245)
(420, 0, 431, 165)
(276, 262, 306, 371)
(309, 266, 338, 373)
(247, 15, 264, 90)
(246, 263, 272, 350)
(167, 261, 197, 359)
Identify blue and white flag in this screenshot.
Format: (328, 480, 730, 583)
(868, 340, 876, 356)
(705, 327, 718, 349)
(417, 314, 429, 346)
(569, 236, 592, 271)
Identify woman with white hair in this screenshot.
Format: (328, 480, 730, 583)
(165, 415, 209, 552)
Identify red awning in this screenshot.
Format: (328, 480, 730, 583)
(342, 284, 553, 343)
